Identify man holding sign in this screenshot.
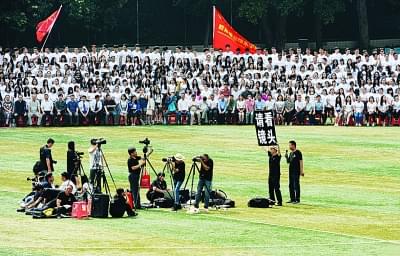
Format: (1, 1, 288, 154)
(255, 110, 282, 205)
(266, 145, 282, 206)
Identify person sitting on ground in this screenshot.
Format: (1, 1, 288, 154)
(17, 183, 45, 212)
(110, 188, 137, 217)
(41, 172, 55, 189)
(146, 172, 168, 203)
(59, 171, 77, 194)
(55, 185, 76, 217)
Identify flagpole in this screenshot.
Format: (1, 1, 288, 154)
(212, 6, 215, 47)
(40, 5, 62, 52)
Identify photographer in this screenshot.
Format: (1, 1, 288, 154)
(17, 184, 45, 212)
(127, 147, 146, 209)
(88, 139, 104, 193)
(59, 172, 77, 194)
(67, 141, 78, 184)
(39, 138, 56, 173)
(266, 145, 282, 206)
(171, 153, 185, 210)
(192, 154, 214, 213)
(146, 172, 168, 203)
(55, 185, 77, 217)
(41, 172, 55, 189)
(285, 140, 304, 204)
(110, 188, 137, 218)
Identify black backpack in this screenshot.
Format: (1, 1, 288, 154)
(32, 161, 42, 175)
(154, 198, 174, 208)
(248, 197, 274, 208)
(205, 189, 235, 208)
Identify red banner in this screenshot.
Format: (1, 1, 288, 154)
(36, 6, 62, 44)
(213, 6, 256, 53)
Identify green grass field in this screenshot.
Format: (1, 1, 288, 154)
(0, 126, 399, 256)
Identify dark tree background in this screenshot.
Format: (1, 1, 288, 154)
(0, 0, 400, 49)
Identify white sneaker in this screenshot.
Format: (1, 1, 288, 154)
(203, 208, 209, 213)
(188, 207, 200, 214)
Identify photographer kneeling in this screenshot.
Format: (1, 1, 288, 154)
(146, 172, 168, 203)
(191, 154, 214, 213)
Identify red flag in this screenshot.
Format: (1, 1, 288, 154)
(36, 6, 62, 44)
(213, 6, 256, 53)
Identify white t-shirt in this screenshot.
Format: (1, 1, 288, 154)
(41, 100, 53, 112)
(177, 99, 189, 111)
(354, 101, 364, 113)
(295, 100, 305, 111)
(367, 102, 377, 113)
(88, 147, 102, 169)
(59, 180, 77, 194)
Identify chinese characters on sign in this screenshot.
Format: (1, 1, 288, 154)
(255, 110, 278, 146)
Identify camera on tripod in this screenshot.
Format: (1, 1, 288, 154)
(192, 156, 202, 162)
(73, 151, 84, 161)
(94, 138, 107, 145)
(139, 138, 151, 154)
(162, 156, 175, 162)
(27, 171, 45, 187)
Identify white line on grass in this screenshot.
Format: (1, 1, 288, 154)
(0, 240, 392, 250)
(208, 214, 400, 246)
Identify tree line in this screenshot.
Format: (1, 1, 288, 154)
(0, 0, 399, 49)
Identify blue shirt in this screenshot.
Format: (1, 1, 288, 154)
(218, 99, 227, 111)
(128, 101, 138, 112)
(138, 97, 148, 111)
(67, 100, 78, 112)
(166, 96, 177, 112)
(315, 101, 324, 111)
(255, 100, 266, 111)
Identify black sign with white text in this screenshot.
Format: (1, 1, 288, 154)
(254, 110, 278, 146)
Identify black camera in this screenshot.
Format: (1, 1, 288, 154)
(139, 138, 150, 145)
(162, 156, 175, 162)
(192, 156, 202, 162)
(76, 151, 84, 156)
(95, 138, 107, 145)
(139, 138, 151, 154)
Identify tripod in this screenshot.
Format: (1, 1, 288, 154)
(72, 155, 92, 195)
(92, 146, 117, 198)
(160, 160, 175, 201)
(183, 160, 217, 209)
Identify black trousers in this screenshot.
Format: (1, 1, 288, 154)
(289, 171, 301, 202)
(268, 175, 282, 204)
(129, 173, 141, 209)
(146, 191, 164, 203)
(90, 168, 102, 193)
(284, 110, 295, 124)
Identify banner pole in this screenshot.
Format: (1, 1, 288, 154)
(40, 5, 62, 52)
(212, 6, 215, 47)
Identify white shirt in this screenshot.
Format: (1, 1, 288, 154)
(295, 100, 305, 111)
(88, 146, 102, 169)
(178, 98, 189, 111)
(354, 101, 364, 113)
(90, 100, 103, 111)
(41, 99, 53, 112)
(367, 102, 377, 113)
(59, 180, 77, 194)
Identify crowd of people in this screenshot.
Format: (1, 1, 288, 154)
(1, 44, 400, 127)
